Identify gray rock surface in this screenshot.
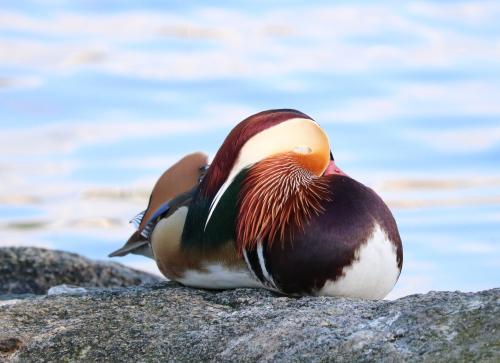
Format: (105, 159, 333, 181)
(0, 282, 498, 362)
(0, 247, 162, 295)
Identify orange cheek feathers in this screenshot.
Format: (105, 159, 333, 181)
(292, 150, 330, 177)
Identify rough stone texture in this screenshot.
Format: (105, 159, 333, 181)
(0, 247, 162, 295)
(0, 282, 498, 362)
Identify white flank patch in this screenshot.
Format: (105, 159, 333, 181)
(177, 264, 263, 289)
(318, 224, 400, 299)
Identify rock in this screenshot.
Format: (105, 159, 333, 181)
(0, 247, 162, 295)
(0, 282, 498, 362)
(47, 284, 88, 296)
(0, 337, 23, 354)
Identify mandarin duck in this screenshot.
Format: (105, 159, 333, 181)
(110, 109, 403, 299)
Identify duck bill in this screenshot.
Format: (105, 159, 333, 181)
(324, 159, 347, 176)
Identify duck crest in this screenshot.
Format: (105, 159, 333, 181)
(236, 152, 331, 253)
(182, 109, 315, 250)
(201, 109, 313, 199)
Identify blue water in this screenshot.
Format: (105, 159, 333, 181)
(1, 1, 499, 298)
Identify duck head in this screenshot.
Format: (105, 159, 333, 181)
(201, 109, 332, 207)
(193, 109, 344, 253)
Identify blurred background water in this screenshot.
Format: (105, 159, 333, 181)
(0, 1, 499, 299)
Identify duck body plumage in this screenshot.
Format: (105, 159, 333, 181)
(244, 174, 402, 298)
(110, 109, 403, 299)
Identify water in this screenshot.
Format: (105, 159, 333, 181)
(1, 1, 499, 299)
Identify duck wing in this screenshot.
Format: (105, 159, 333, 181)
(109, 152, 208, 258)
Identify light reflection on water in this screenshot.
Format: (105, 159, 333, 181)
(0, 1, 499, 298)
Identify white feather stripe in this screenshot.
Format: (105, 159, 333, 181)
(257, 243, 278, 289)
